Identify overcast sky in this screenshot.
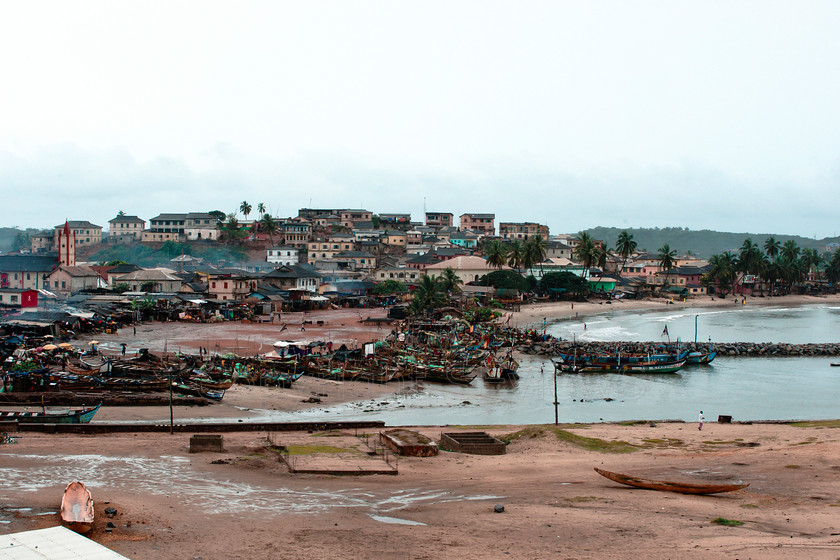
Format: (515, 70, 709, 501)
(2, 1, 839, 238)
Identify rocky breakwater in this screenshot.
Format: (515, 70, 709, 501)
(516, 340, 840, 358)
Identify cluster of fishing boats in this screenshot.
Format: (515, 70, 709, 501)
(551, 345, 716, 374)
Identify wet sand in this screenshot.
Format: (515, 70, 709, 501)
(2, 420, 839, 559)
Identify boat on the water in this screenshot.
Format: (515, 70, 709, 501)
(60, 481, 94, 533)
(685, 350, 717, 365)
(594, 467, 749, 495)
(0, 403, 101, 424)
(553, 358, 685, 374)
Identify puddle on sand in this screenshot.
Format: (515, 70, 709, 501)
(0, 454, 502, 517)
(369, 514, 426, 526)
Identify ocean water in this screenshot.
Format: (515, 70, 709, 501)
(224, 303, 840, 425)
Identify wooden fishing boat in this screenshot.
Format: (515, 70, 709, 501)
(685, 350, 717, 365)
(0, 403, 101, 424)
(171, 380, 225, 400)
(553, 358, 685, 374)
(594, 467, 749, 495)
(60, 481, 94, 533)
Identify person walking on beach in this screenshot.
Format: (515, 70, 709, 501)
(698, 410, 705, 431)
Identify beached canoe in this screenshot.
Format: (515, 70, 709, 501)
(60, 481, 94, 534)
(594, 467, 749, 495)
(0, 403, 101, 424)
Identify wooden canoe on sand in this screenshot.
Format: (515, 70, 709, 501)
(594, 468, 749, 495)
(60, 481, 94, 533)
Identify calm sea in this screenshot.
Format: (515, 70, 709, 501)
(214, 303, 840, 425)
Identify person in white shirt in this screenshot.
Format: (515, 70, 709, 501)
(698, 410, 705, 431)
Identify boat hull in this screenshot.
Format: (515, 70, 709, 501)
(0, 403, 101, 424)
(60, 481, 94, 533)
(595, 468, 749, 495)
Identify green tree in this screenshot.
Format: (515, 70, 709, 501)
(763, 237, 781, 260)
(825, 249, 840, 284)
(257, 203, 266, 216)
(781, 239, 800, 262)
(506, 240, 524, 272)
(239, 201, 252, 221)
(219, 214, 246, 244)
(485, 240, 508, 270)
(437, 267, 463, 294)
(657, 243, 677, 288)
(371, 214, 382, 229)
(260, 213, 277, 243)
(738, 238, 762, 276)
(539, 271, 589, 297)
(112, 282, 130, 293)
(409, 275, 447, 315)
(209, 210, 226, 225)
(524, 235, 548, 275)
(572, 232, 597, 277)
(117, 210, 126, 216)
(373, 279, 407, 295)
(480, 270, 531, 291)
(704, 252, 737, 296)
(615, 230, 637, 277)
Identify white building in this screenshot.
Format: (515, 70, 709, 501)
(266, 246, 299, 266)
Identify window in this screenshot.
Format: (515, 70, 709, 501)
(224, 282, 228, 289)
(10, 295, 17, 303)
(26, 273, 30, 280)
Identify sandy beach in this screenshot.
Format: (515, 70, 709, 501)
(3, 419, 840, 559)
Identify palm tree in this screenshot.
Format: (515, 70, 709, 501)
(615, 231, 637, 277)
(573, 232, 597, 277)
(507, 241, 524, 272)
(781, 240, 800, 262)
(485, 241, 508, 270)
(410, 274, 446, 315)
(825, 249, 840, 284)
(524, 235, 548, 275)
(738, 238, 761, 276)
(220, 213, 246, 244)
(657, 244, 677, 288)
(591, 245, 612, 292)
(239, 201, 252, 221)
(764, 237, 781, 260)
(438, 267, 463, 294)
(260, 213, 277, 243)
(257, 203, 266, 216)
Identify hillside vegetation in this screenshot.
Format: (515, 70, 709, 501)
(583, 227, 838, 259)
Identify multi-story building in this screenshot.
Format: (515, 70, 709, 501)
(184, 213, 219, 241)
(52, 221, 102, 248)
(266, 246, 299, 266)
(340, 209, 373, 229)
(264, 264, 321, 292)
(425, 212, 454, 229)
(30, 231, 54, 253)
(108, 215, 146, 240)
(499, 222, 549, 241)
(206, 272, 257, 301)
(307, 234, 356, 260)
(459, 213, 495, 235)
(276, 220, 311, 247)
(143, 213, 187, 242)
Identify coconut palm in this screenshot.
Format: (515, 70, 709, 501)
(260, 213, 277, 243)
(825, 249, 840, 284)
(438, 267, 463, 294)
(657, 244, 678, 288)
(485, 241, 508, 270)
(257, 203, 266, 215)
(410, 274, 447, 315)
(801, 248, 823, 282)
(705, 252, 737, 296)
(738, 238, 762, 276)
(507, 241, 524, 272)
(763, 237, 781, 260)
(573, 232, 597, 277)
(239, 201, 252, 221)
(781, 239, 800, 262)
(524, 235, 548, 275)
(615, 231, 637, 277)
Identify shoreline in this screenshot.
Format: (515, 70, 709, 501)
(508, 292, 840, 329)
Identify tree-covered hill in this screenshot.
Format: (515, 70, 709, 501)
(583, 227, 838, 259)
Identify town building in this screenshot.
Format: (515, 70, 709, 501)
(374, 267, 421, 283)
(52, 221, 102, 249)
(108, 214, 146, 240)
(379, 213, 412, 226)
(340, 209, 373, 229)
(276, 220, 311, 247)
(0, 288, 39, 309)
(266, 246, 300, 266)
(48, 265, 104, 296)
(499, 222, 549, 241)
(263, 264, 321, 292)
(205, 272, 257, 301)
(459, 213, 495, 235)
(0, 256, 59, 292)
(307, 234, 356, 260)
(425, 212, 454, 229)
(114, 268, 184, 293)
(56, 221, 76, 266)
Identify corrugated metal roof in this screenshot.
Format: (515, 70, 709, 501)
(0, 526, 131, 559)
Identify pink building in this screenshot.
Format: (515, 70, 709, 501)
(459, 213, 495, 235)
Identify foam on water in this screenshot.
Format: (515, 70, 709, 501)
(0, 454, 501, 516)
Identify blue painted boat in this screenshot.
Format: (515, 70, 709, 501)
(685, 350, 717, 364)
(0, 402, 101, 424)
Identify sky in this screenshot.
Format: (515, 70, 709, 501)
(2, 1, 839, 238)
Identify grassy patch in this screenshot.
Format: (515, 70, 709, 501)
(788, 420, 840, 428)
(563, 496, 601, 503)
(711, 517, 744, 527)
(618, 420, 649, 426)
(284, 444, 351, 455)
(740, 504, 759, 509)
(784, 464, 801, 469)
(793, 437, 819, 445)
(702, 440, 742, 445)
(500, 426, 638, 453)
(641, 438, 684, 448)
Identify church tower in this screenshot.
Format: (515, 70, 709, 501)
(57, 220, 76, 267)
